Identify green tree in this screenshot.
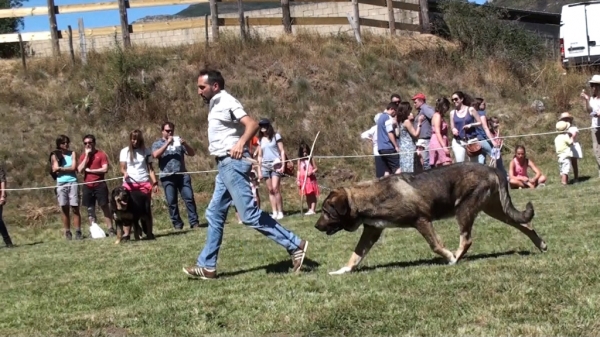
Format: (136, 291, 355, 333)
(0, 0, 25, 58)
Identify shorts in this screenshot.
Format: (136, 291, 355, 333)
(82, 182, 109, 207)
(378, 148, 400, 173)
(57, 182, 80, 207)
(123, 181, 153, 196)
(261, 161, 283, 179)
(558, 157, 571, 176)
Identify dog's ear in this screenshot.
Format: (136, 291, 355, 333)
(330, 189, 349, 218)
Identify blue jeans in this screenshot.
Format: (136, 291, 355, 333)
(197, 155, 303, 269)
(161, 173, 199, 228)
(479, 139, 507, 176)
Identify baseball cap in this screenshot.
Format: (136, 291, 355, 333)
(412, 93, 426, 101)
(258, 118, 271, 125)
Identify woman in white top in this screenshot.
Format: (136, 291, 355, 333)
(119, 129, 159, 196)
(119, 129, 158, 240)
(581, 75, 600, 177)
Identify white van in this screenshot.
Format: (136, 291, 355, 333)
(560, 1, 600, 68)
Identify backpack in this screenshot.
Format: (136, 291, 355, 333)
(48, 150, 65, 181)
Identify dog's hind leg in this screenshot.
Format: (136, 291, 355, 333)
(414, 217, 457, 265)
(483, 199, 547, 252)
(330, 226, 383, 275)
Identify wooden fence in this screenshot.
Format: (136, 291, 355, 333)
(0, 0, 430, 59)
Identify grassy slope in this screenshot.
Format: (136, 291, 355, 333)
(1, 31, 600, 336)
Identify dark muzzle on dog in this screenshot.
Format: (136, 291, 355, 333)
(114, 190, 130, 211)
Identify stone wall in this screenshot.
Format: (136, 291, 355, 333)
(26, 0, 420, 58)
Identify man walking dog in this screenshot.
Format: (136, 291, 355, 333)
(183, 69, 308, 279)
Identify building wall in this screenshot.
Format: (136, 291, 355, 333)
(26, 0, 420, 57)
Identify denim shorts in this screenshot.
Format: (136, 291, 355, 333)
(261, 161, 283, 179)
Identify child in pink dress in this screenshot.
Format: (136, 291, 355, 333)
(296, 142, 319, 215)
(429, 97, 452, 167)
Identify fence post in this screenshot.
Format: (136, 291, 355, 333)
(386, 0, 395, 35)
(46, 0, 60, 56)
(67, 25, 75, 64)
(118, 0, 131, 48)
(78, 18, 87, 65)
(352, 0, 360, 40)
(205, 14, 209, 49)
(281, 0, 292, 34)
(17, 33, 26, 72)
(237, 0, 246, 40)
(210, 0, 219, 40)
(419, 0, 430, 33)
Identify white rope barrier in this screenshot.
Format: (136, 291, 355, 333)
(2, 126, 594, 192)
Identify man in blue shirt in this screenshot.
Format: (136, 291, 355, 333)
(151, 122, 200, 230)
(376, 102, 401, 176)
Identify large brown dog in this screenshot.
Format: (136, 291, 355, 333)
(314, 162, 548, 275)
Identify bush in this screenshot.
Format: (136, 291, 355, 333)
(434, 0, 547, 81)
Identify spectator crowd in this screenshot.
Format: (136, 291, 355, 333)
(1, 74, 600, 249)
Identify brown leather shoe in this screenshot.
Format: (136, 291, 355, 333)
(183, 266, 217, 279)
(291, 240, 308, 273)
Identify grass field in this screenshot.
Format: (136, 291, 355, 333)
(2, 155, 600, 337)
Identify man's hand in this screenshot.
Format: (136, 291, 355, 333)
(85, 147, 92, 155)
(167, 135, 174, 144)
(0, 197, 6, 206)
(229, 141, 245, 159)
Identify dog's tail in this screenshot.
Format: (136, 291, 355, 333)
(495, 169, 534, 224)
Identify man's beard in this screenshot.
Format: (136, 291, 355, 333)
(202, 95, 210, 104)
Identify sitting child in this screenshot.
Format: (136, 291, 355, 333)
(508, 145, 547, 189)
(554, 121, 577, 185)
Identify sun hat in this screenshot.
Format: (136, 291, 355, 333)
(556, 121, 571, 132)
(589, 75, 600, 84)
(559, 112, 573, 122)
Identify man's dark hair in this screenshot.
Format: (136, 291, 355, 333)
(198, 69, 225, 90)
(82, 134, 96, 143)
(161, 121, 174, 131)
(386, 102, 399, 111)
(390, 93, 401, 101)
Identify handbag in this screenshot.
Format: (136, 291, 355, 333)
(464, 137, 482, 157)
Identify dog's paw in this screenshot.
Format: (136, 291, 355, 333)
(328, 266, 353, 275)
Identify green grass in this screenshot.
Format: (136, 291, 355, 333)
(2, 156, 600, 337)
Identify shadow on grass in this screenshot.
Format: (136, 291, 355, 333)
(3, 241, 44, 248)
(356, 250, 533, 272)
(198, 257, 321, 279)
(154, 223, 208, 238)
(571, 175, 591, 184)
